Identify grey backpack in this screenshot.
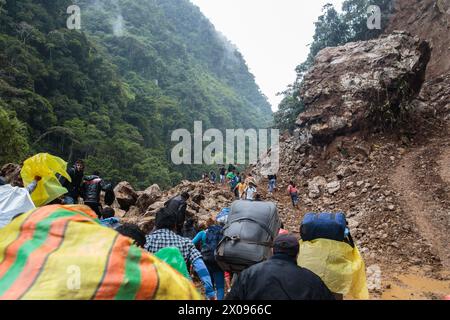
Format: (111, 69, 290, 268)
(215, 200, 280, 272)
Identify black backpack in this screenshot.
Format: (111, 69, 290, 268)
(155, 207, 176, 227)
(201, 225, 223, 264)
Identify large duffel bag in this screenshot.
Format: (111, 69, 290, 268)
(300, 212, 348, 242)
(215, 200, 280, 273)
(0, 205, 201, 300)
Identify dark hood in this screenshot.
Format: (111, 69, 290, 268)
(72, 166, 84, 177)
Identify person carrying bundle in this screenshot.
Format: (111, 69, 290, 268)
(226, 234, 334, 300)
(297, 212, 369, 300)
(0, 205, 201, 300)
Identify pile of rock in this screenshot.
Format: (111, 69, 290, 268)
(114, 180, 234, 234)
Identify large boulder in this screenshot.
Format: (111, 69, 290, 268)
(138, 217, 155, 235)
(142, 200, 166, 218)
(191, 190, 205, 204)
(308, 176, 327, 199)
(125, 206, 141, 218)
(123, 216, 155, 235)
(296, 31, 431, 144)
(113, 181, 138, 211)
(135, 184, 161, 213)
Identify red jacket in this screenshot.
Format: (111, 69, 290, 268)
(287, 185, 298, 194)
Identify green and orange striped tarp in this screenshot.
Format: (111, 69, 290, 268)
(0, 205, 202, 300)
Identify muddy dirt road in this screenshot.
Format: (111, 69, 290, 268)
(391, 129, 450, 268)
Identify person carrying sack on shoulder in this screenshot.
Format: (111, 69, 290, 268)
(225, 234, 335, 300)
(164, 191, 190, 235)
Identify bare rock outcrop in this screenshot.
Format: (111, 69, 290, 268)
(296, 31, 431, 145)
(135, 184, 161, 212)
(113, 181, 138, 211)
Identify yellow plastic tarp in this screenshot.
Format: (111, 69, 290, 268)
(297, 239, 369, 300)
(20, 153, 71, 207)
(0, 205, 202, 300)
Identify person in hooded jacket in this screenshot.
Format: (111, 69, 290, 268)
(59, 160, 85, 204)
(164, 191, 190, 235)
(80, 171, 113, 218)
(226, 234, 335, 300)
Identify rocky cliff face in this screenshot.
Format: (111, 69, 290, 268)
(386, 0, 450, 119)
(253, 31, 432, 185)
(387, 0, 450, 79)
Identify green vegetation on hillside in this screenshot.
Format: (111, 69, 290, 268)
(0, 0, 272, 189)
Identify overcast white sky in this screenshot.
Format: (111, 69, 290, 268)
(190, 0, 345, 111)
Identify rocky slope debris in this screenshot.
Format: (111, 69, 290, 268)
(117, 180, 234, 234)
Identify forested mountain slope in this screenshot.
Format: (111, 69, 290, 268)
(0, 0, 272, 188)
